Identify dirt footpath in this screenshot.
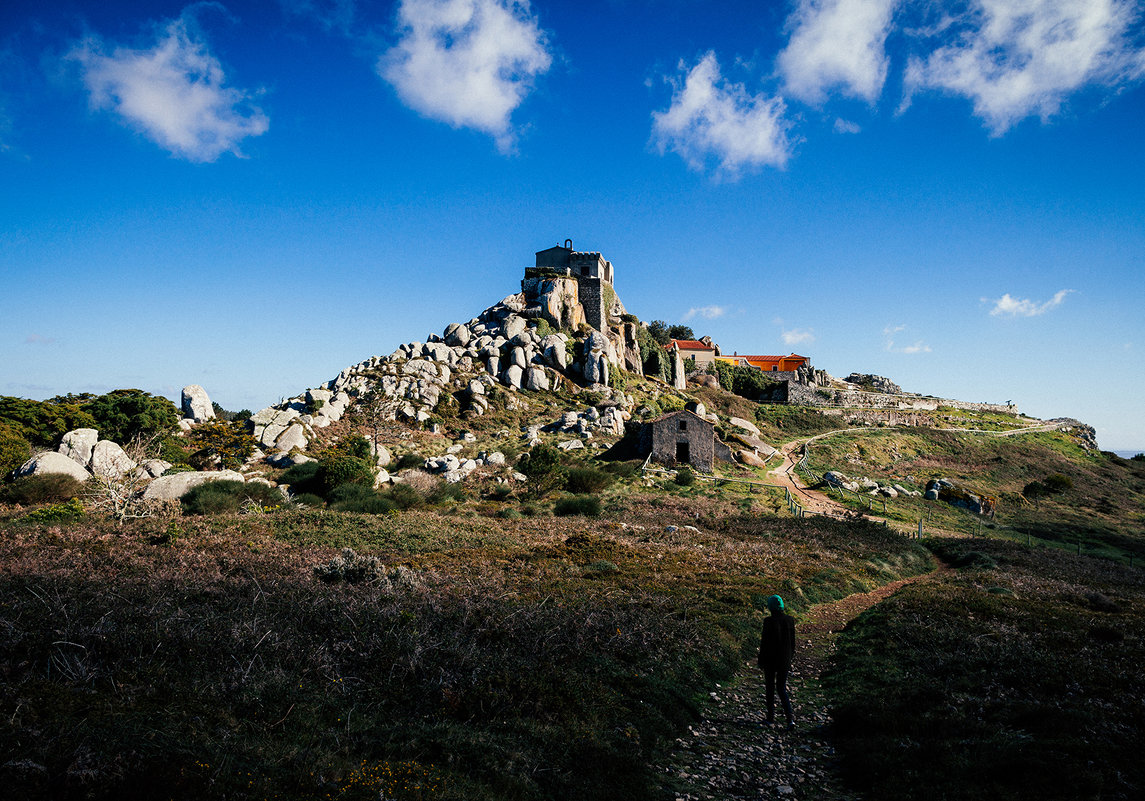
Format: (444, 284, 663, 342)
(653, 572, 934, 800)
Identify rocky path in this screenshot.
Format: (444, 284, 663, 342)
(653, 573, 934, 800)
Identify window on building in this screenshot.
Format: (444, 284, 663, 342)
(678, 420, 687, 431)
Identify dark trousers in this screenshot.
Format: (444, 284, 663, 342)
(764, 665, 793, 724)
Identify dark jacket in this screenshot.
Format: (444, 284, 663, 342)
(758, 610, 796, 670)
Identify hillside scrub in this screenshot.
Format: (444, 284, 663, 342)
(823, 538, 1145, 801)
(0, 499, 930, 801)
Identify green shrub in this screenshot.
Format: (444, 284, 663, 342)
(489, 484, 514, 501)
(674, 468, 695, 486)
(290, 492, 325, 509)
(313, 547, 386, 584)
(326, 435, 371, 461)
(0, 395, 95, 447)
(0, 473, 86, 505)
(1023, 480, 1047, 500)
(602, 461, 639, 478)
(520, 443, 565, 498)
(394, 453, 423, 471)
(554, 494, 602, 517)
(280, 461, 322, 495)
(583, 559, 619, 575)
(81, 389, 179, 442)
(20, 497, 86, 523)
(497, 507, 522, 520)
(0, 423, 32, 478)
(188, 421, 257, 470)
(181, 481, 284, 515)
(951, 550, 998, 570)
(520, 503, 542, 516)
(565, 466, 615, 494)
(425, 481, 465, 505)
(317, 455, 374, 496)
(385, 483, 425, 510)
(533, 319, 554, 338)
(1043, 473, 1074, 493)
(328, 485, 394, 514)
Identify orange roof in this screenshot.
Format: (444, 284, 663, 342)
(734, 353, 807, 361)
(666, 339, 714, 351)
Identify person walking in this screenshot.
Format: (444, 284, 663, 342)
(758, 594, 796, 730)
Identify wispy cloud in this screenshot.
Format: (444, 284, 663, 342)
(379, 0, 551, 151)
(684, 304, 728, 321)
(23, 334, 57, 345)
(279, 0, 358, 35)
(903, 0, 1145, 134)
(778, 0, 899, 104)
(781, 327, 816, 345)
(987, 289, 1074, 317)
(69, 15, 268, 162)
(651, 51, 793, 179)
(883, 324, 931, 353)
(833, 117, 861, 133)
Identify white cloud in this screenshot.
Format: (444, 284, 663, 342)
(781, 327, 816, 345)
(904, 0, 1145, 134)
(833, 117, 862, 133)
(69, 17, 268, 162)
(778, 0, 899, 104)
(379, 0, 551, 151)
(652, 52, 793, 178)
(988, 289, 1074, 317)
(883, 324, 931, 353)
(684, 305, 728, 320)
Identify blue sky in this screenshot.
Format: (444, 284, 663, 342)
(1, 0, 1143, 451)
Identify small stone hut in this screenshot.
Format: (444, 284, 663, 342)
(642, 409, 716, 472)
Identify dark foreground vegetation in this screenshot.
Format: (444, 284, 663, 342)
(824, 538, 1145, 801)
(0, 499, 929, 801)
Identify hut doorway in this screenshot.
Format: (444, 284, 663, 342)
(675, 442, 690, 465)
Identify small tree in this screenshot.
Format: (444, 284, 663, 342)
(188, 421, 256, 470)
(519, 443, 565, 498)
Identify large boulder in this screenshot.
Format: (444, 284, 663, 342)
(444, 323, 471, 348)
(689, 373, 720, 389)
(728, 416, 761, 436)
(181, 385, 215, 422)
(90, 440, 137, 478)
(16, 451, 92, 482)
(249, 407, 302, 449)
(59, 428, 99, 467)
(583, 331, 610, 385)
(142, 470, 245, 500)
(524, 366, 551, 392)
(503, 364, 524, 389)
(274, 423, 310, 453)
(737, 449, 768, 468)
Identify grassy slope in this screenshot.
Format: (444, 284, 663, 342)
(804, 425, 1145, 561)
(3, 377, 1143, 801)
(0, 490, 931, 801)
(823, 538, 1145, 801)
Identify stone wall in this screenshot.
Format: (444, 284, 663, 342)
(650, 410, 715, 472)
(578, 277, 606, 332)
(819, 408, 936, 427)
